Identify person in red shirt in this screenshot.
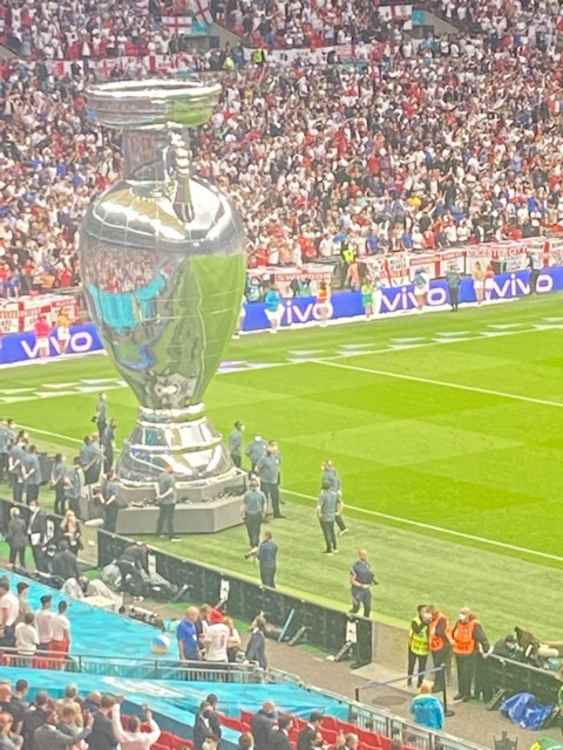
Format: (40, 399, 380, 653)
(33, 315, 51, 363)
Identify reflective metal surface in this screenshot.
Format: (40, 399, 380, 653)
(79, 79, 246, 490)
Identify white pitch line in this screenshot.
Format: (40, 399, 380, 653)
(313, 359, 563, 410)
(18, 426, 82, 445)
(284, 489, 563, 564)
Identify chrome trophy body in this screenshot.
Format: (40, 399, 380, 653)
(79, 79, 246, 501)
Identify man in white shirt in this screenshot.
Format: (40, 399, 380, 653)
(204, 621, 230, 663)
(15, 612, 39, 656)
(111, 701, 160, 750)
(50, 600, 71, 659)
(0, 579, 19, 646)
(35, 594, 54, 652)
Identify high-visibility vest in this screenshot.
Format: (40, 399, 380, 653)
(409, 618, 430, 656)
(452, 619, 478, 655)
(429, 612, 451, 652)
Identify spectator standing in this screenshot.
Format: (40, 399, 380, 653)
(6, 509, 27, 569)
(59, 511, 82, 556)
(49, 601, 71, 661)
(270, 715, 292, 750)
(296, 712, 323, 750)
(193, 707, 218, 750)
(0, 581, 19, 647)
(225, 618, 242, 663)
(242, 478, 266, 553)
(350, 550, 376, 618)
(257, 531, 277, 589)
(21, 692, 50, 750)
(111, 702, 160, 750)
(317, 481, 338, 554)
(156, 465, 179, 541)
(409, 683, 444, 730)
(80, 436, 102, 487)
(255, 441, 283, 519)
(177, 608, 200, 662)
(250, 701, 276, 750)
(245, 616, 268, 670)
(15, 584, 31, 625)
(0, 712, 19, 750)
(412, 270, 430, 313)
(407, 605, 432, 688)
(86, 694, 118, 750)
(14, 613, 39, 661)
(35, 596, 54, 653)
(452, 608, 489, 702)
(472, 263, 485, 305)
(33, 316, 51, 363)
(26, 500, 46, 571)
(203, 619, 230, 663)
(228, 421, 245, 468)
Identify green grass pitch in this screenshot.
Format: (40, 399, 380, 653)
(0, 294, 562, 640)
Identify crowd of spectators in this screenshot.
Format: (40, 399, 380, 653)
(0, 678, 162, 750)
(0, 0, 562, 296)
(212, 0, 388, 50)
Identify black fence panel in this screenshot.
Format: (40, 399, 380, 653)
(98, 530, 374, 665)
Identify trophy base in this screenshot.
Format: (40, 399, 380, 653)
(113, 495, 244, 536)
(116, 404, 247, 507)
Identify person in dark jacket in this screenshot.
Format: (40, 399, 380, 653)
(256, 532, 277, 588)
(52, 542, 80, 582)
(270, 715, 292, 750)
(6, 508, 27, 568)
(250, 701, 277, 750)
(193, 707, 218, 750)
(21, 692, 50, 750)
(245, 616, 268, 670)
(34, 708, 92, 750)
(87, 695, 118, 750)
(296, 712, 323, 750)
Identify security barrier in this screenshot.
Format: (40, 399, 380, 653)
(97, 529, 375, 666)
(487, 654, 562, 705)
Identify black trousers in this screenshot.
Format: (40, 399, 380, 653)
(54, 483, 66, 516)
(13, 482, 24, 504)
(9, 545, 26, 567)
(407, 650, 428, 687)
(474, 654, 493, 702)
(31, 544, 44, 572)
(455, 653, 475, 698)
(260, 563, 276, 588)
(449, 286, 459, 310)
(105, 505, 119, 534)
(320, 519, 337, 551)
(432, 646, 448, 691)
(231, 453, 242, 469)
(26, 483, 39, 505)
(245, 514, 262, 548)
(157, 504, 175, 538)
(103, 449, 114, 475)
(351, 588, 372, 618)
(262, 482, 281, 518)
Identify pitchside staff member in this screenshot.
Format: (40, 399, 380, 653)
(320, 459, 348, 534)
(242, 477, 266, 552)
(228, 421, 245, 468)
(350, 549, 377, 618)
(156, 464, 179, 541)
(255, 441, 284, 519)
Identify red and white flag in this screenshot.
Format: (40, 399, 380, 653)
(162, 15, 192, 34)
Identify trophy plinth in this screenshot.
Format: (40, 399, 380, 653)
(79, 79, 247, 522)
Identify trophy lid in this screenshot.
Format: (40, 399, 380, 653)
(86, 78, 222, 130)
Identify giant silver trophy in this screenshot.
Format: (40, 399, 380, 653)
(79, 79, 247, 533)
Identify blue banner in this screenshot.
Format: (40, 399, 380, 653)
(0, 323, 103, 365)
(242, 266, 563, 330)
(1, 267, 562, 365)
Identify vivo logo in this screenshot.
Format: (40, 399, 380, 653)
(491, 273, 552, 298)
(283, 301, 334, 325)
(21, 331, 94, 359)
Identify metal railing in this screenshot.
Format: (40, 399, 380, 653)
(0, 648, 270, 683)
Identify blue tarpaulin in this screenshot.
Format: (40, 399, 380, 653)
(500, 693, 555, 730)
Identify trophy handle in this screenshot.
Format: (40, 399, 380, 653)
(169, 127, 194, 224)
